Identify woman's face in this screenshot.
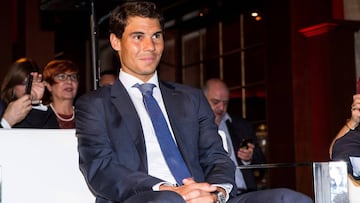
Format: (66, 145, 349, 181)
(46, 71, 79, 102)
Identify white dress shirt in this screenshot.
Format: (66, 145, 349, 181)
(119, 69, 177, 184)
(218, 113, 247, 190)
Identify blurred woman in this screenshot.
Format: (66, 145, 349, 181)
(0, 57, 45, 128)
(42, 59, 79, 129)
(330, 94, 360, 180)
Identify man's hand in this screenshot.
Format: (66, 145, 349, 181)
(237, 143, 254, 162)
(2, 95, 32, 127)
(159, 178, 218, 203)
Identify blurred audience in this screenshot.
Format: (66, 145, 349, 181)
(42, 59, 79, 129)
(0, 58, 79, 129)
(99, 69, 118, 87)
(0, 57, 45, 128)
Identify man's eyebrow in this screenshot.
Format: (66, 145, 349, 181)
(129, 31, 163, 36)
(211, 98, 220, 102)
(130, 31, 145, 35)
(154, 31, 164, 34)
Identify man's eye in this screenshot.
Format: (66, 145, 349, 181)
(153, 33, 162, 39)
(134, 35, 142, 40)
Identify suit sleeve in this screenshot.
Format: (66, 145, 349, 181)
(75, 92, 162, 202)
(193, 90, 237, 196)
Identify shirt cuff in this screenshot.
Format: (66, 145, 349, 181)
(152, 182, 177, 191)
(1, 118, 11, 129)
(212, 183, 233, 201)
(241, 160, 251, 165)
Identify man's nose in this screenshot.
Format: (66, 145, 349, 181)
(216, 102, 226, 110)
(143, 37, 155, 51)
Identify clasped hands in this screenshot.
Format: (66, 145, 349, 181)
(159, 178, 224, 203)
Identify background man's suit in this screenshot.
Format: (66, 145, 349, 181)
(226, 116, 267, 191)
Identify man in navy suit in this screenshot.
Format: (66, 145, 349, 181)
(75, 1, 313, 203)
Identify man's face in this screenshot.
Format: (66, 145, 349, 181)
(99, 74, 117, 87)
(206, 83, 229, 125)
(110, 16, 164, 82)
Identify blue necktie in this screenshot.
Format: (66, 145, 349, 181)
(135, 83, 191, 185)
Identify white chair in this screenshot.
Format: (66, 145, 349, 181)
(0, 129, 95, 203)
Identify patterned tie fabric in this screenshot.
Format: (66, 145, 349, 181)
(135, 83, 191, 185)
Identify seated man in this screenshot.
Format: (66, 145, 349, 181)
(203, 78, 266, 192)
(203, 78, 313, 202)
(75, 2, 314, 203)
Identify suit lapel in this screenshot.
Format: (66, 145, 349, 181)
(159, 82, 189, 161)
(110, 80, 148, 170)
(226, 120, 241, 151)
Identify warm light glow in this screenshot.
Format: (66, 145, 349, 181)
(255, 16, 262, 21)
(251, 12, 262, 21)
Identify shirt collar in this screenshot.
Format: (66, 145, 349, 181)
(221, 113, 232, 124)
(218, 113, 232, 131)
(119, 69, 159, 90)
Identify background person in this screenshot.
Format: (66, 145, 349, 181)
(99, 69, 118, 87)
(42, 59, 79, 129)
(0, 57, 45, 128)
(3, 59, 80, 129)
(203, 78, 266, 192)
(330, 94, 360, 181)
(203, 78, 314, 202)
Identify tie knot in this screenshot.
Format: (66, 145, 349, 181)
(135, 83, 156, 96)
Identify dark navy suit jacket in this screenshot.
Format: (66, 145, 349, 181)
(226, 116, 267, 191)
(13, 108, 59, 128)
(75, 79, 237, 203)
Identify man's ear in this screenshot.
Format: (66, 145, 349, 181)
(110, 33, 121, 51)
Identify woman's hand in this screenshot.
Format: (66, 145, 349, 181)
(30, 72, 45, 101)
(2, 95, 32, 127)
